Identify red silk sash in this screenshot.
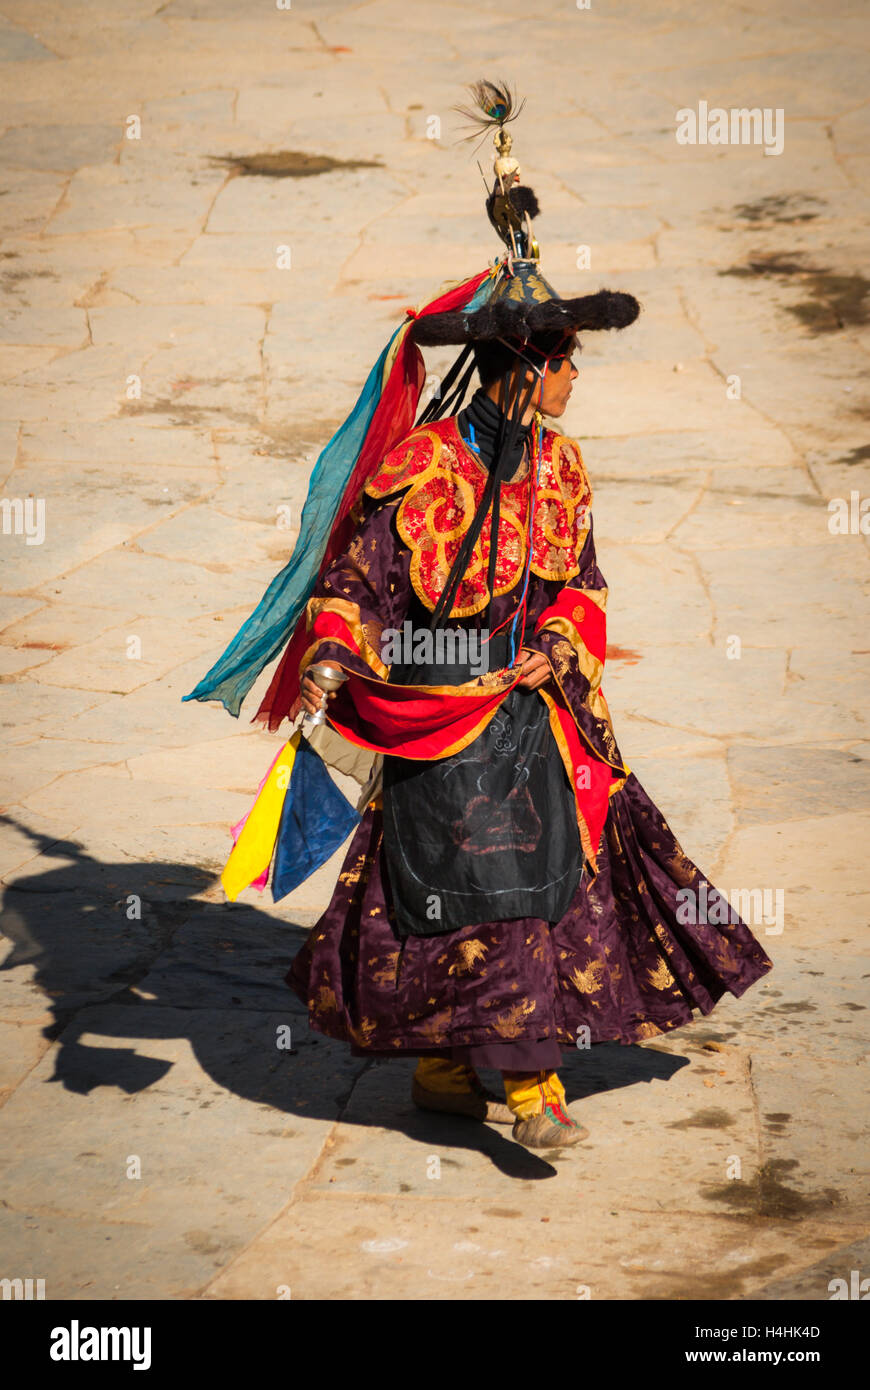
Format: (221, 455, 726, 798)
(327, 666, 524, 759)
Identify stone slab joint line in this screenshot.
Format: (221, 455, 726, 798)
(705, 349, 813, 468)
(40, 171, 76, 238)
(173, 170, 235, 265)
(0, 824, 87, 904)
(0, 11, 63, 60)
(194, 1057, 376, 1300)
(0, 424, 23, 491)
(666, 542, 716, 647)
(1, 752, 134, 816)
(334, 186, 421, 293)
(207, 428, 223, 467)
(2, 487, 213, 597)
(745, 1050, 768, 1197)
(783, 648, 804, 695)
(258, 305, 273, 426)
(663, 468, 711, 542)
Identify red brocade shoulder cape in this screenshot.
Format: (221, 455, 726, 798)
(361, 417, 592, 616)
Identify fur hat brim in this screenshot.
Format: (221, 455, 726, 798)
(411, 287, 640, 346)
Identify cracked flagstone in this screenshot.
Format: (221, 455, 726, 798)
(0, 0, 868, 1303)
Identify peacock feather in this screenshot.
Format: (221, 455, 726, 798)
(454, 78, 525, 147)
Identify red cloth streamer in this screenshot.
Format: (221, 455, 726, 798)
(255, 266, 493, 731)
(327, 667, 525, 759)
(545, 698, 615, 865)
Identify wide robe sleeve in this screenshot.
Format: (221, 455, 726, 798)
(522, 477, 629, 784)
(294, 492, 414, 701)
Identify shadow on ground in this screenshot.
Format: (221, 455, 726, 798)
(0, 816, 689, 1180)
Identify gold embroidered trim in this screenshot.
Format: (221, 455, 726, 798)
(545, 655, 628, 775)
(299, 595, 390, 681)
(537, 685, 597, 870)
(537, 616, 604, 693)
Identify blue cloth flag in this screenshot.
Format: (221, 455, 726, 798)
(271, 738, 361, 902)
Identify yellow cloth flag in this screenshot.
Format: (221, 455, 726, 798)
(221, 730, 301, 901)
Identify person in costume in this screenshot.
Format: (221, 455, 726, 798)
(184, 82, 773, 1150)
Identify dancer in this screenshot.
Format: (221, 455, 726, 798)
(186, 81, 773, 1148)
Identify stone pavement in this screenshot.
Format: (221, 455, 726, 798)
(1, 0, 868, 1301)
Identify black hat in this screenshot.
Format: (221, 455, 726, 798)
(413, 81, 640, 633)
(410, 80, 640, 350)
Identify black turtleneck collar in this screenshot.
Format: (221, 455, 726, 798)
(457, 388, 532, 475)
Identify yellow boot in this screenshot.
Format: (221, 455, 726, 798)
(412, 1058, 512, 1124)
(503, 1070, 588, 1148)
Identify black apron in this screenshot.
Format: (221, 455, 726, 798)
(381, 592, 583, 938)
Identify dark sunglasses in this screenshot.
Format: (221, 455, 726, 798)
(522, 335, 579, 374)
(546, 351, 578, 372)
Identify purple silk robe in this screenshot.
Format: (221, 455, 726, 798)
(286, 479, 773, 1064)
